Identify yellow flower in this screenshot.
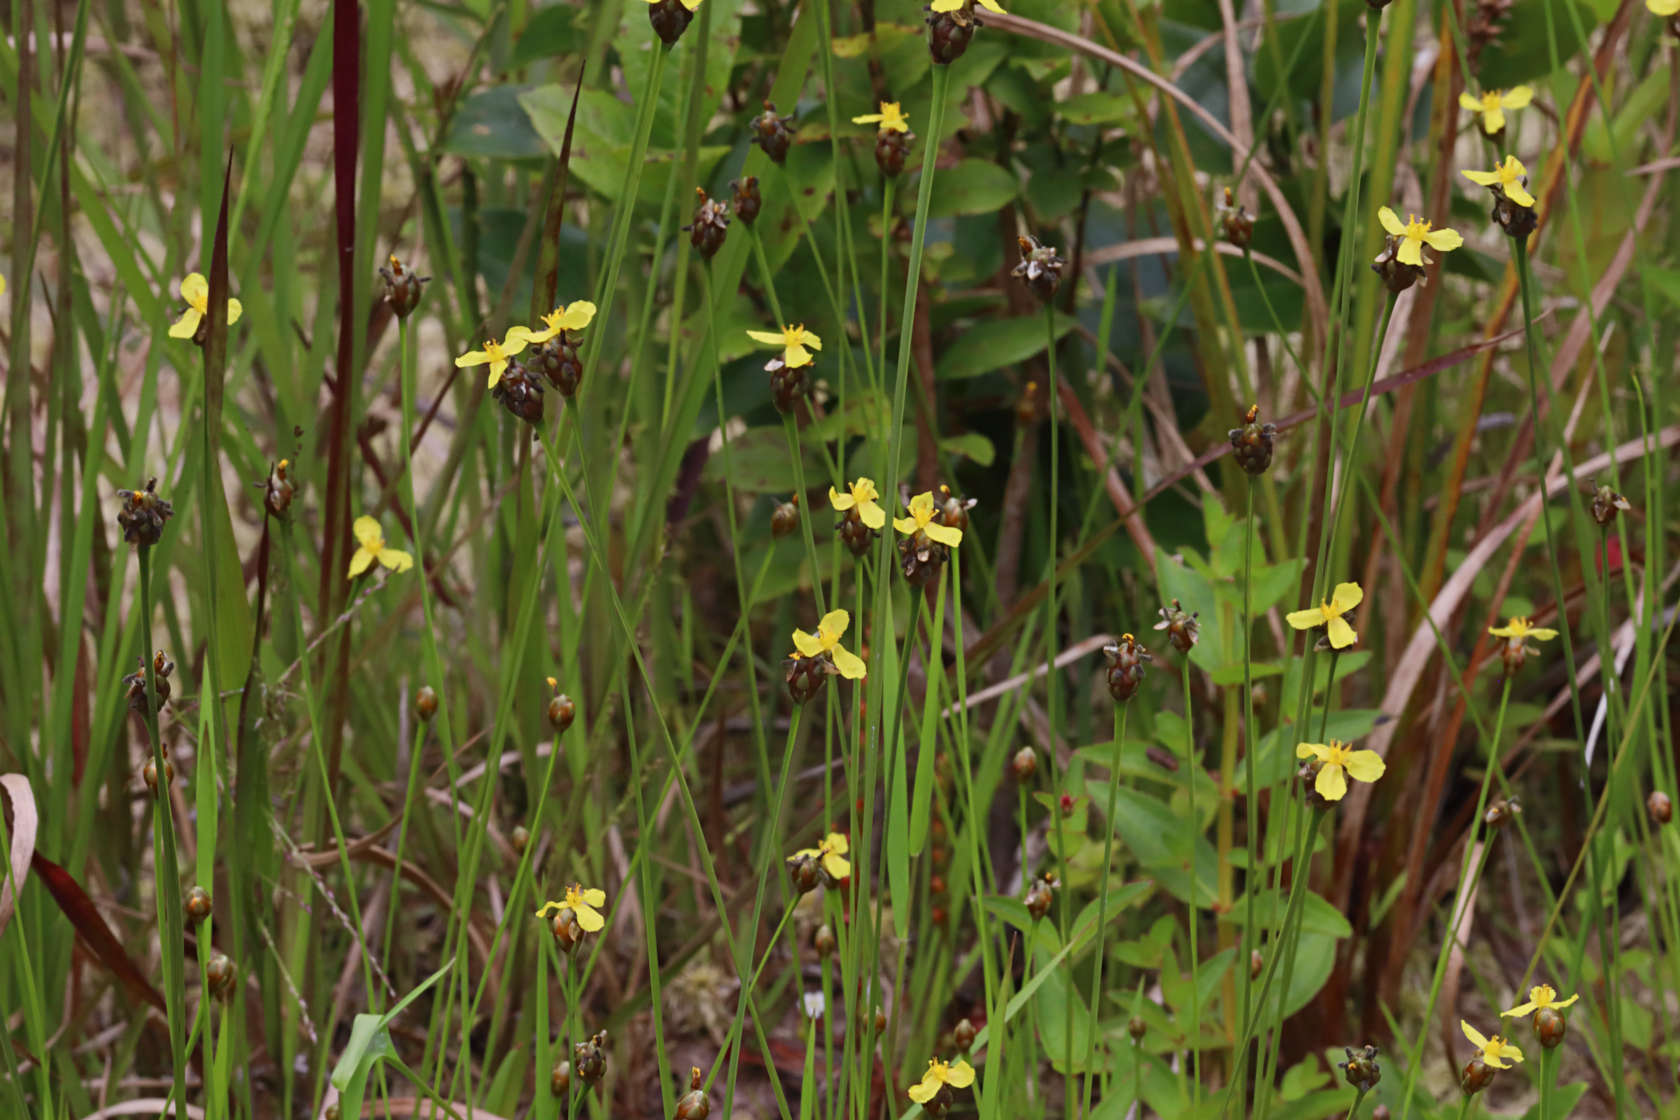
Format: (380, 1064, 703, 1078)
(829, 478, 886, 530)
(516, 300, 597, 344)
(1461, 1020, 1525, 1069)
(455, 328, 529, 389)
(894, 492, 963, 547)
(791, 832, 851, 880)
(1376, 207, 1464, 268)
(746, 322, 822, 368)
(1502, 984, 1579, 1018)
(1489, 616, 1557, 641)
(645, 0, 702, 7)
(1285, 581, 1363, 649)
(534, 884, 608, 932)
(167, 272, 243, 339)
(853, 102, 910, 133)
(1462, 155, 1535, 209)
(347, 515, 414, 578)
(791, 609, 866, 680)
(1295, 740, 1386, 802)
(1652, 0, 1680, 15)
(1457, 86, 1533, 135)
(929, 0, 1004, 11)
(908, 1057, 976, 1104)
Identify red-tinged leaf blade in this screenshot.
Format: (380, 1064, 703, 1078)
(28, 850, 167, 1013)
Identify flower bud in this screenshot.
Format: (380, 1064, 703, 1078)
(574, 1030, 608, 1085)
(812, 922, 837, 959)
(378, 254, 429, 319)
(117, 477, 174, 547)
(952, 1018, 977, 1051)
(1010, 747, 1038, 783)
(1216, 187, 1253, 248)
(185, 886, 213, 923)
(1371, 237, 1425, 295)
(771, 496, 800, 539)
(789, 852, 824, 895)
(1012, 235, 1066, 303)
(675, 1066, 710, 1120)
(875, 128, 913, 178)
(511, 825, 531, 853)
(1535, 1006, 1567, 1049)
(936, 485, 976, 532)
(683, 188, 731, 261)
(1338, 1044, 1381, 1093)
(749, 101, 796, 164)
(925, 2, 979, 64)
(730, 176, 761, 226)
(1228, 404, 1278, 476)
(1590, 482, 1631, 529)
(1490, 191, 1537, 240)
(143, 756, 175, 795)
(1024, 871, 1056, 920)
(873, 1006, 888, 1035)
(415, 685, 438, 721)
(1250, 949, 1263, 979)
(1127, 1016, 1147, 1042)
(547, 692, 576, 734)
(1154, 599, 1200, 653)
(205, 951, 236, 1001)
(529, 332, 585, 398)
(1459, 1056, 1495, 1096)
(1372, 1108, 1391, 1120)
(647, 0, 695, 45)
(551, 908, 584, 953)
(1483, 798, 1521, 829)
(1102, 633, 1151, 703)
(1649, 791, 1672, 825)
(550, 1061, 571, 1096)
(785, 654, 829, 705)
(836, 507, 878, 558)
(490, 361, 545, 425)
(768, 356, 809, 414)
(264, 458, 296, 517)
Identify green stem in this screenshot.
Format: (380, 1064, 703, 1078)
(1183, 653, 1200, 1114)
(1538, 1043, 1557, 1120)
(1082, 704, 1132, 1117)
(1238, 479, 1258, 1108)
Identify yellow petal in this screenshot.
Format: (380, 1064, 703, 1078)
(500, 332, 528, 358)
(1503, 85, 1534, 109)
(378, 547, 414, 573)
(1462, 168, 1500, 187)
(858, 501, 886, 531)
(1314, 762, 1348, 801)
(822, 851, 852, 880)
(747, 329, 787, 346)
(944, 1060, 975, 1087)
(347, 547, 375, 578)
(534, 900, 563, 918)
(924, 521, 963, 547)
(354, 515, 384, 547)
(1552, 992, 1579, 1009)
(575, 903, 605, 932)
(1527, 626, 1557, 641)
(1295, 742, 1330, 762)
(853, 113, 883, 125)
(515, 323, 556, 345)
(1326, 615, 1358, 649)
(893, 515, 919, 536)
(1424, 226, 1463, 252)
(1481, 106, 1506, 134)
(455, 349, 489, 368)
(829, 486, 856, 512)
(1377, 206, 1405, 237)
(581, 887, 606, 907)
(791, 846, 821, 861)
(792, 628, 824, 658)
(1653, 0, 1680, 15)
(1396, 237, 1424, 267)
(1285, 606, 1325, 631)
(974, 0, 1007, 11)
(785, 342, 813, 367)
(908, 1081, 938, 1104)
(180, 272, 210, 309)
(1329, 582, 1364, 612)
(826, 832, 849, 855)
(831, 644, 867, 680)
(1502, 999, 1539, 1017)
(226, 298, 243, 326)
(1461, 1020, 1490, 1050)
(818, 609, 851, 639)
(561, 301, 597, 330)
(1504, 180, 1535, 208)
(1488, 621, 1517, 638)
(802, 331, 822, 351)
(1342, 749, 1386, 784)
(487, 358, 508, 389)
(1458, 91, 1483, 112)
(927, 0, 963, 10)
(168, 307, 204, 339)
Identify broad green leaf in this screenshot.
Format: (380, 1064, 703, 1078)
(444, 85, 549, 161)
(1474, 0, 1598, 89)
(936, 311, 1077, 381)
(926, 158, 1018, 218)
(1055, 91, 1134, 126)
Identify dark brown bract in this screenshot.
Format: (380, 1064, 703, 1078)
(749, 101, 796, 164)
(117, 477, 174, 546)
(491, 361, 545, 425)
(378, 254, 429, 318)
(1228, 404, 1278, 476)
(1012, 235, 1066, 302)
(1101, 633, 1151, 703)
(684, 187, 731, 260)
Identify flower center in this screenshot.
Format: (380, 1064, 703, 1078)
(1482, 91, 1502, 111)
(1321, 598, 1344, 619)
(1402, 215, 1432, 240)
(1324, 742, 1351, 767)
(485, 340, 506, 360)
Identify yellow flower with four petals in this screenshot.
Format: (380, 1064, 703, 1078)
(907, 1057, 976, 1104)
(1376, 207, 1464, 268)
(455, 329, 530, 389)
(347, 515, 413, 578)
(830, 478, 886, 530)
(535, 884, 608, 932)
(791, 609, 867, 680)
(747, 323, 822, 368)
(168, 272, 243, 340)
(1295, 740, 1386, 802)
(1461, 1020, 1525, 1069)
(1457, 86, 1533, 135)
(893, 492, 963, 547)
(791, 832, 852, 880)
(516, 300, 597, 344)
(853, 102, 911, 133)
(1285, 581, 1363, 649)
(1462, 155, 1535, 209)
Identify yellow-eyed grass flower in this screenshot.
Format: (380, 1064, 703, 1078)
(1463, 154, 1537, 237)
(348, 515, 413, 578)
(167, 272, 243, 344)
(748, 323, 822, 368)
(855, 102, 914, 176)
(1460, 1020, 1523, 1093)
(1458, 86, 1533, 136)
(536, 884, 607, 953)
(1229, 403, 1278, 475)
(117, 477, 174, 547)
(675, 1067, 710, 1120)
(456, 328, 529, 389)
(788, 831, 851, 893)
(791, 611, 866, 679)
(908, 1056, 975, 1115)
(1372, 207, 1461, 293)
(518, 301, 596, 396)
(646, 0, 701, 45)
(831, 477, 886, 556)
(1295, 740, 1386, 802)
(925, 0, 1003, 63)
(1286, 581, 1363, 649)
(1503, 984, 1578, 1048)
(895, 490, 963, 587)
(1490, 614, 1555, 675)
